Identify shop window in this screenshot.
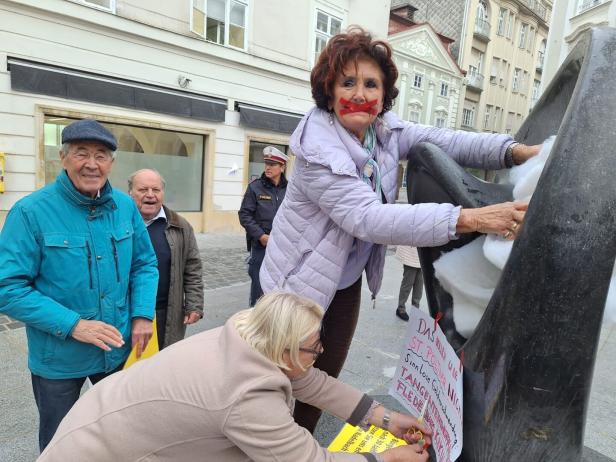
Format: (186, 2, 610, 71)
(44, 116, 205, 212)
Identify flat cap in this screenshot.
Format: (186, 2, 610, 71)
(263, 146, 288, 164)
(61, 119, 117, 151)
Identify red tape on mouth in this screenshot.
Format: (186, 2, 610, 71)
(339, 98, 379, 116)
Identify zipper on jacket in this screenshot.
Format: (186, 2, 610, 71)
(111, 238, 120, 282)
(85, 241, 93, 289)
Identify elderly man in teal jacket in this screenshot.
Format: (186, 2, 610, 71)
(0, 119, 158, 452)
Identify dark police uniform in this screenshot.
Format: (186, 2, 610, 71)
(238, 172, 287, 306)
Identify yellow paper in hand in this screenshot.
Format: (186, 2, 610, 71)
(123, 316, 159, 369)
(328, 424, 407, 453)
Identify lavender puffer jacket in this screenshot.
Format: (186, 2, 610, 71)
(260, 108, 513, 310)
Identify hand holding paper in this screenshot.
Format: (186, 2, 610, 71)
(370, 406, 432, 447)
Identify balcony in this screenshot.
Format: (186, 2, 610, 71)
(474, 18, 491, 42)
(466, 72, 485, 92)
(536, 52, 545, 72)
(516, 0, 549, 23)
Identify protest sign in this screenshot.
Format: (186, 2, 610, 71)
(328, 424, 406, 453)
(388, 310, 463, 462)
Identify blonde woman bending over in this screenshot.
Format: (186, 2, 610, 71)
(38, 292, 431, 462)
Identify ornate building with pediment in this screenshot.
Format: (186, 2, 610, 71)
(389, 11, 465, 129)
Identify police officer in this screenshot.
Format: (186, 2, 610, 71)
(238, 146, 288, 306)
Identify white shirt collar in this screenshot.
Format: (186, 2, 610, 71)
(145, 206, 167, 227)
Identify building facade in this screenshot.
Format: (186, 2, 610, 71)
(544, 0, 615, 85)
(458, 0, 552, 134)
(0, 0, 390, 232)
(391, 0, 552, 135)
(388, 13, 464, 129)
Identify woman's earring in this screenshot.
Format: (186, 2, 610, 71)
(328, 111, 334, 125)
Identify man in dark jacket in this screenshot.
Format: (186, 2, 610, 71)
(128, 169, 204, 349)
(238, 146, 288, 306)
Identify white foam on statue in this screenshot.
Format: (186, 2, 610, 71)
(433, 136, 616, 338)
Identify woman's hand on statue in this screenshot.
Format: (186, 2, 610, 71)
(381, 444, 429, 462)
(512, 143, 542, 165)
(457, 202, 528, 240)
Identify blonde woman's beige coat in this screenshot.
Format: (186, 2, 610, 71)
(38, 315, 375, 462)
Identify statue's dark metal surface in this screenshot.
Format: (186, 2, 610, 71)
(406, 28, 616, 461)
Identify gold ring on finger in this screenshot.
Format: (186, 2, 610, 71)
(504, 231, 512, 239)
(511, 222, 518, 231)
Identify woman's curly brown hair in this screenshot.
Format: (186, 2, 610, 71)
(310, 26, 399, 116)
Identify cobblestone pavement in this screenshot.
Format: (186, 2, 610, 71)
(0, 315, 24, 332)
(200, 246, 250, 290)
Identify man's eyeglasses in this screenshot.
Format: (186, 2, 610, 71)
(71, 152, 113, 164)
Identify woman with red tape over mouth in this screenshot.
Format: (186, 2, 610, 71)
(260, 26, 540, 438)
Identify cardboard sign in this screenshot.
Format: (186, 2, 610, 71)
(389, 310, 463, 462)
(328, 424, 406, 453)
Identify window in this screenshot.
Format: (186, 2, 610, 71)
(528, 27, 536, 52)
(506, 112, 515, 134)
(440, 82, 449, 97)
(314, 10, 342, 63)
(413, 74, 423, 89)
(532, 79, 541, 106)
(522, 71, 529, 94)
(248, 141, 290, 181)
(490, 58, 499, 84)
(462, 108, 475, 127)
(537, 39, 546, 69)
(191, 0, 248, 49)
(512, 68, 521, 92)
(76, 0, 115, 12)
(477, 0, 488, 20)
(484, 105, 492, 130)
(506, 12, 515, 39)
(44, 116, 205, 211)
(494, 106, 503, 132)
(578, 0, 607, 14)
(497, 8, 506, 36)
(500, 60, 509, 86)
(434, 110, 448, 128)
(519, 23, 528, 49)
(408, 102, 422, 123)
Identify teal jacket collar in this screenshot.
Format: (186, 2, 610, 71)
(56, 170, 117, 211)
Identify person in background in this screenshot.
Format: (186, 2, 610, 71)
(0, 119, 158, 452)
(238, 146, 288, 306)
(394, 246, 423, 321)
(260, 27, 541, 432)
(128, 168, 204, 349)
(38, 292, 431, 462)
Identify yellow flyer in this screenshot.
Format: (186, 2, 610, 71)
(328, 424, 407, 453)
(123, 316, 159, 369)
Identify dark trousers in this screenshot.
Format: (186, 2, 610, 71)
(156, 307, 167, 350)
(32, 364, 122, 452)
(293, 277, 362, 433)
(397, 265, 424, 310)
(248, 245, 266, 307)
